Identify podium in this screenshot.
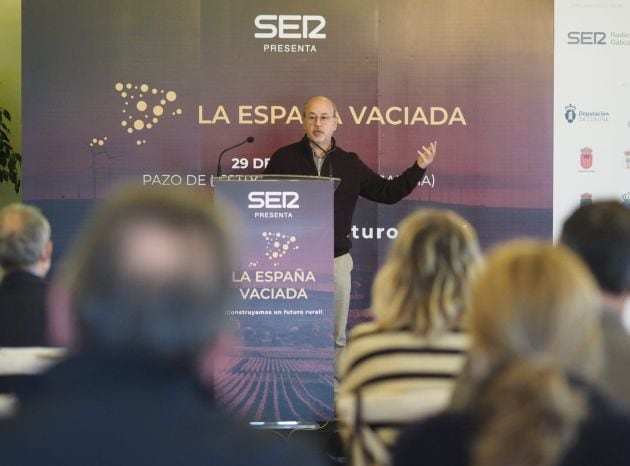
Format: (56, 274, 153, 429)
(213, 175, 338, 425)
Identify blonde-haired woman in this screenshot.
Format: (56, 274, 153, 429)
(336, 209, 480, 466)
(394, 241, 630, 466)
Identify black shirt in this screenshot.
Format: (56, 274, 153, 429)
(265, 136, 426, 257)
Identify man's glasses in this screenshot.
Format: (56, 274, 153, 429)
(305, 115, 336, 124)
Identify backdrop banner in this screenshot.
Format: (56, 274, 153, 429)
(23, 0, 553, 327)
(553, 0, 630, 235)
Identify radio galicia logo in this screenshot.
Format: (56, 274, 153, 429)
(567, 31, 606, 45)
(566, 31, 630, 47)
(565, 104, 577, 123)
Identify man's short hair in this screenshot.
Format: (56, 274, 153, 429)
(62, 185, 233, 365)
(560, 201, 630, 295)
(0, 203, 51, 270)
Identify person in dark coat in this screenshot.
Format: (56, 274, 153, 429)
(265, 95, 437, 357)
(560, 200, 630, 406)
(0, 185, 326, 466)
(0, 203, 53, 346)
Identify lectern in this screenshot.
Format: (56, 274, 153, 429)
(213, 175, 338, 425)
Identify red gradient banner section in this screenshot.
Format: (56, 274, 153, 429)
(377, 0, 553, 209)
(22, 0, 553, 322)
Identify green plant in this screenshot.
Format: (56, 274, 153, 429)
(0, 106, 21, 193)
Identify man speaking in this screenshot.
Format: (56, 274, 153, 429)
(264, 95, 437, 360)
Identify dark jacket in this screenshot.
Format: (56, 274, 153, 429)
(0, 354, 327, 466)
(265, 136, 426, 257)
(0, 270, 48, 347)
(599, 308, 630, 406)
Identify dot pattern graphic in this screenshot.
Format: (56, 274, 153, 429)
(262, 232, 299, 267)
(89, 136, 108, 147)
(114, 82, 183, 145)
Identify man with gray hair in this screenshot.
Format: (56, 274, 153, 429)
(0, 185, 325, 466)
(0, 203, 52, 346)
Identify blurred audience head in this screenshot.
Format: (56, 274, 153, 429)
(371, 209, 480, 335)
(560, 200, 630, 302)
(56, 185, 232, 366)
(472, 360, 586, 466)
(0, 203, 52, 277)
(469, 240, 602, 380)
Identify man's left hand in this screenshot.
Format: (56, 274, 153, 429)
(416, 141, 437, 169)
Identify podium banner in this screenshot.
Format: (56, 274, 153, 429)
(214, 178, 335, 422)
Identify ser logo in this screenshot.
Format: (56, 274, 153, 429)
(254, 15, 326, 39)
(567, 31, 607, 45)
(248, 191, 300, 209)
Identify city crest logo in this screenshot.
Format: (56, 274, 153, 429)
(580, 192, 593, 206)
(565, 104, 577, 123)
(579, 146, 593, 170)
(625, 150, 630, 170)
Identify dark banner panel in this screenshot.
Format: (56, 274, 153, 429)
(23, 0, 553, 324)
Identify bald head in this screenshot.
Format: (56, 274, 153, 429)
(302, 96, 339, 151)
(302, 96, 337, 118)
